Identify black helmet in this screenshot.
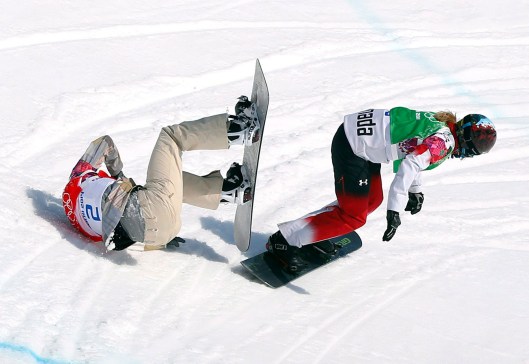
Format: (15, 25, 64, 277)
(453, 114, 497, 158)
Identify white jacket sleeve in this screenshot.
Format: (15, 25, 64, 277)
(387, 151, 430, 212)
(409, 172, 422, 194)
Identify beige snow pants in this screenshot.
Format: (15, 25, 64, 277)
(137, 114, 229, 248)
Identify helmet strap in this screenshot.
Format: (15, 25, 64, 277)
(448, 122, 461, 158)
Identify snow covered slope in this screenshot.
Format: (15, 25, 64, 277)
(1, 1, 529, 363)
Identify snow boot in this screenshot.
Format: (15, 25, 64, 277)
(266, 231, 306, 273)
(227, 95, 260, 146)
(220, 162, 252, 205)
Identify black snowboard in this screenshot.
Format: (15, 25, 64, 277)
(234, 59, 269, 252)
(241, 231, 362, 288)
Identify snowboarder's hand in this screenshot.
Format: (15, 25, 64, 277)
(405, 192, 424, 215)
(383, 210, 401, 242)
(167, 237, 185, 248)
(105, 222, 136, 251)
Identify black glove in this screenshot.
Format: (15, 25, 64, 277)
(167, 237, 186, 248)
(106, 222, 136, 251)
(405, 192, 424, 215)
(382, 210, 401, 242)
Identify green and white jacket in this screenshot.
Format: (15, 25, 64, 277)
(343, 107, 455, 212)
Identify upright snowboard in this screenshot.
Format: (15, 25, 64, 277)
(241, 231, 362, 288)
(234, 59, 269, 252)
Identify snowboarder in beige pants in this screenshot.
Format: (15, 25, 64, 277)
(139, 113, 233, 247)
(62, 97, 258, 251)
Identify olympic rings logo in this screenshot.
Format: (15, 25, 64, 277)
(62, 192, 77, 223)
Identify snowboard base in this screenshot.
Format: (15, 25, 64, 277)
(234, 59, 269, 252)
(241, 231, 362, 288)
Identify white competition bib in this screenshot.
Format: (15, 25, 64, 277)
(76, 176, 114, 237)
(343, 109, 392, 163)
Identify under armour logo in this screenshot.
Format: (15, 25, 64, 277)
(359, 179, 368, 186)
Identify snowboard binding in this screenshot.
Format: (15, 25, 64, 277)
(309, 240, 339, 257)
(221, 162, 252, 205)
(266, 231, 307, 273)
(228, 96, 261, 146)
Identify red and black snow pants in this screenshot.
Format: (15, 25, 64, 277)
(309, 123, 383, 242)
